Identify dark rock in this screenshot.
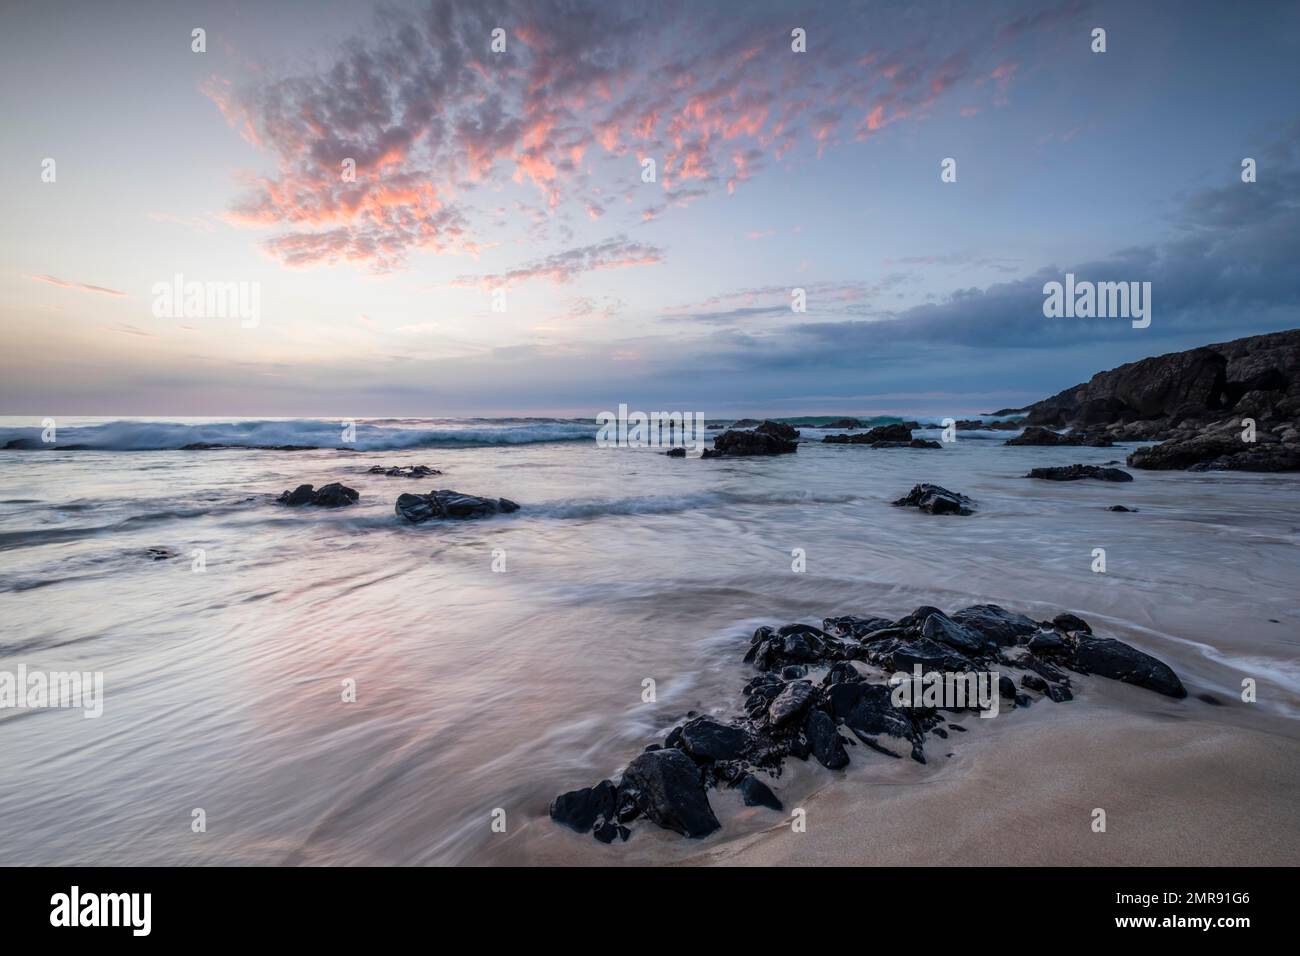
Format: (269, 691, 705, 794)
(921, 611, 990, 655)
(367, 464, 441, 478)
(1107, 505, 1138, 512)
(735, 773, 783, 810)
(1052, 613, 1091, 634)
(824, 423, 912, 444)
(702, 429, 797, 457)
(869, 439, 942, 449)
(278, 484, 316, 506)
(1133, 433, 1300, 472)
(823, 615, 896, 639)
(886, 637, 974, 674)
(805, 709, 850, 769)
(768, 680, 816, 727)
(892, 483, 973, 515)
(1072, 635, 1187, 698)
(549, 779, 616, 833)
(998, 675, 1017, 699)
(899, 605, 944, 627)
(953, 418, 1022, 430)
(1006, 426, 1112, 447)
(840, 683, 917, 757)
(950, 605, 1038, 647)
(824, 418, 863, 429)
(1021, 673, 1050, 693)
(755, 420, 799, 440)
(1027, 630, 1069, 653)
(664, 447, 686, 457)
(1027, 464, 1133, 482)
(277, 483, 359, 507)
(592, 820, 628, 843)
(679, 716, 754, 762)
(621, 749, 720, 838)
(312, 482, 361, 507)
(1046, 683, 1073, 703)
(395, 489, 519, 522)
(144, 547, 177, 560)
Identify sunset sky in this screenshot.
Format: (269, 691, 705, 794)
(2, 0, 1298, 417)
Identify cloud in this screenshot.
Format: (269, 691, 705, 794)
(451, 235, 663, 288)
(26, 274, 127, 297)
(662, 278, 910, 324)
(206, 0, 1071, 271)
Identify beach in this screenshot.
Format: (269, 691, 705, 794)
(1, 416, 1297, 866)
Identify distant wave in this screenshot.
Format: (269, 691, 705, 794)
(0, 418, 597, 452)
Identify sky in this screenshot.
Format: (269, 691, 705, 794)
(1, 0, 1298, 418)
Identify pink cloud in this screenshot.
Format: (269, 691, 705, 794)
(26, 274, 127, 297)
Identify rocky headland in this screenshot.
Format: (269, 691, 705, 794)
(1019, 328, 1300, 471)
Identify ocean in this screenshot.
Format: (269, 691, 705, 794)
(1, 417, 1298, 865)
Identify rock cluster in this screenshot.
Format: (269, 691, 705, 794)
(276, 483, 359, 507)
(394, 489, 519, 522)
(551, 604, 1185, 843)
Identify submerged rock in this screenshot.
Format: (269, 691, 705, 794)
(277, 482, 359, 507)
(892, 483, 973, 515)
(734, 773, 783, 810)
(395, 490, 519, 522)
(870, 439, 943, 449)
(1027, 464, 1133, 482)
(367, 464, 442, 478)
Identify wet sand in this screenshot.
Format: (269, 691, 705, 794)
(688, 686, 1300, 867)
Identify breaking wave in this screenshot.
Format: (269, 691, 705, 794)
(0, 418, 597, 452)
